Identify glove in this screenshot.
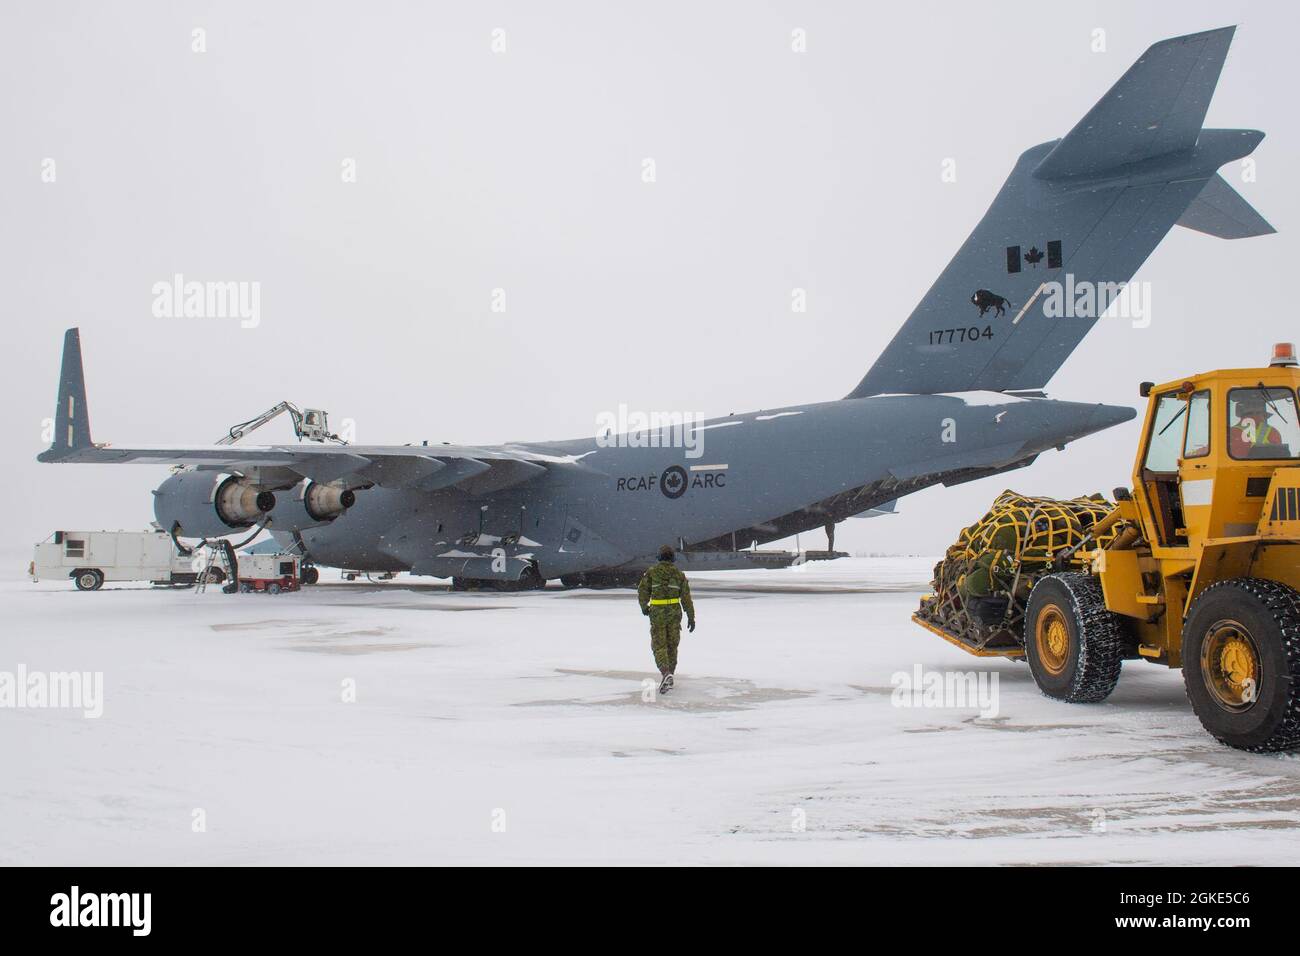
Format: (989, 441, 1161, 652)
(687, 619, 696, 632)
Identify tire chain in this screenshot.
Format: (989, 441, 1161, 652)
(1187, 577, 1300, 753)
(1045, 572, 1125, 703)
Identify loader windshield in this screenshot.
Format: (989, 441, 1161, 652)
(1228, 387, 1300, 460)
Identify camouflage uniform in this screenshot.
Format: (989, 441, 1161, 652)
(958, 523, 1018, 600)
(637, 560, 696, 676)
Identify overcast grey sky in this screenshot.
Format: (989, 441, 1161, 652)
(3, 0, 1296, 556)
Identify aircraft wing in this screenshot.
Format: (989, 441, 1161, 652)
(37, 329, 564, 494)
(43, 441, 560, 494)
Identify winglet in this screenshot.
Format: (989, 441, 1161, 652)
(38, 328, 93, 461)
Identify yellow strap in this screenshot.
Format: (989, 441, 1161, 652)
(649, 598, 680, 605)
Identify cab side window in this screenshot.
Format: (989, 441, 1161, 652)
(1183, 390, 1210, 459)
(1144, 394, 1188, 473)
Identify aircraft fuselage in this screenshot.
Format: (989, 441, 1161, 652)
(282, 392, 1132, 580)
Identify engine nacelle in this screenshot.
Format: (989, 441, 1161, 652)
(153, 472, 276, 539)
(265, 481, 356, 531)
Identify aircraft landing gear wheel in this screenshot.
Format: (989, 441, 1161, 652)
(301, 567, 319, 585)
(1183, 578, 1300, 752)
(560, 574, 585, 590)
(1024, 573, 1125, 703)
(74, 569, 104, 591)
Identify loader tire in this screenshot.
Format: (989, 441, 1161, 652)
(1024, 573, 1124, 703)
(1182, 578, 1300, 753)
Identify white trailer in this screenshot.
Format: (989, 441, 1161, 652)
(29, 530, 213, 591)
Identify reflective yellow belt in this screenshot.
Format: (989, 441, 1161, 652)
(649, 598, 680, 606)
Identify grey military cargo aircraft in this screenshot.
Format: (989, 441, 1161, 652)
(39, 27, 1274, 589)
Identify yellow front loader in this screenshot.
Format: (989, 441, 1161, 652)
(915, 343, 1300, 752)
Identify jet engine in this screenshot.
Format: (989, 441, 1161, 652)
(264, 481, 356, 531)
(153, 472, 276, 539)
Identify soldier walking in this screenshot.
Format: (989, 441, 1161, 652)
(637, 545, 696, 694)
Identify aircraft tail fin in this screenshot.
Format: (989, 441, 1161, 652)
(848, 26, 1271, 399)
(38, 328, 93, 461)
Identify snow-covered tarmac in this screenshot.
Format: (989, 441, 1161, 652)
(4, 556, 1299, 865)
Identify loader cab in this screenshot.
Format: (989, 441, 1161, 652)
(1133, 344, 1300, 553)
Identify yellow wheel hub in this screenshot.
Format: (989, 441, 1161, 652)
(1035, 605, 1071, 676)
(1201, 621, 1261, 712)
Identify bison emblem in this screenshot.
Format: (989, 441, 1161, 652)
(971, 289, 1011, 317)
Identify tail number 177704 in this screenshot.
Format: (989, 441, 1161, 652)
(928, 326, 994, 346)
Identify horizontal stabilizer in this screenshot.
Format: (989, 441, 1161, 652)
(1035, 27, 1235, 179)
(1177, 172, 1276, 239)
